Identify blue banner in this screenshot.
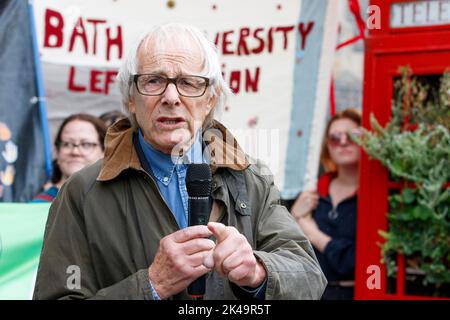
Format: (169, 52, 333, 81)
(0, 0, 49, 202)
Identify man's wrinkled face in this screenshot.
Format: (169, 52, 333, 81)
(129, 37, 215, 155)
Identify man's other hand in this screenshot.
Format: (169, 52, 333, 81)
(204, 222, 267, 288)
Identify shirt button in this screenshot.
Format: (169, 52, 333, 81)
(240, 202, 247, 209)
(163, 177, 169, 183)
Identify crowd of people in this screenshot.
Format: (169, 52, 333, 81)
(31, 23, 362, 301)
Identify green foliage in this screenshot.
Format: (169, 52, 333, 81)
(353, 68, 450, 291)
(381, 188, 450, 287)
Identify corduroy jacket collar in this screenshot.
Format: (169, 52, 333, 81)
(97, 118, 250, 181)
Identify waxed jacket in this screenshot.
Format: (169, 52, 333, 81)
(33, 119, 327, 300)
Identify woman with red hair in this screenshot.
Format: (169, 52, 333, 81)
(291, 108, 362, 300)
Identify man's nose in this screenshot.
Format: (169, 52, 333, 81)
(161, 83, 181, 106)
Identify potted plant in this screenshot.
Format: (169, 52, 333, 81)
(353, 67, 450, 297)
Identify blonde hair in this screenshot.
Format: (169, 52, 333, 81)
(320, 108, 362, 172)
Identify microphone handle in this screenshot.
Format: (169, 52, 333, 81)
(187, 196, 211, 297)
(188, 196, 211, 226)
(188, 274, 207, 298)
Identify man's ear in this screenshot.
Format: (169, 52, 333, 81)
(206, 94, 217, 114)
(128, 96, 136, 113)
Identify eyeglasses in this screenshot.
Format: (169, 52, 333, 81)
(58, 141, 100, 153)
(132, 74, 210, 97)
(327, 130, 362, 147)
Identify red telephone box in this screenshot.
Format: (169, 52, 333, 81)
(355, 0, 450, 299)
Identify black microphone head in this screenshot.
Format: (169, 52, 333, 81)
(186, 163, 212, 197)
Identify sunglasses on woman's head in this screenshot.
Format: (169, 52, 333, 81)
(327, 129, 362, 147)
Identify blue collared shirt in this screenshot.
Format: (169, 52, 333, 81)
(138, 129, 206, 229)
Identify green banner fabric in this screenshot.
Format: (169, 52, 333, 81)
(0, 203, 50, 300)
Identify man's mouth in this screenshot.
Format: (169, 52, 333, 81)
(156, 116, 187, 128)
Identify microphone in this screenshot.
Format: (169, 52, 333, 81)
(186, 163, 212, 299)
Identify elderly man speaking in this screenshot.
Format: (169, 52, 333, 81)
(33, 23, 326, 300)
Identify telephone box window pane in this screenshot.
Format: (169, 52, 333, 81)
(392, 73, 442, 128)
(384, 189, 447, 298)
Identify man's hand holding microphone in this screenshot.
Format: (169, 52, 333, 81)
(147, 164, 267, 300)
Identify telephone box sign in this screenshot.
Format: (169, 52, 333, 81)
(391, 0, 450, 28)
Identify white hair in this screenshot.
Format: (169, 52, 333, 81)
(116, 22, 232, 129)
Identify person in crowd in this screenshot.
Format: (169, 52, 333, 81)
(291, 108, 362, 300)
(33, 23, 326, 300)
(99, 110, 127, 128)
(32, 114, 107, 202)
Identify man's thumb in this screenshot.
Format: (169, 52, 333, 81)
(203, 250, 214, 269)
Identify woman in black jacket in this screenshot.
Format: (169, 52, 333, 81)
(291, 108, 362, 300)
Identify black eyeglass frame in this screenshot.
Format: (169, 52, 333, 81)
(132, 74, 211, 98)
(57, 141, 100, 153)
